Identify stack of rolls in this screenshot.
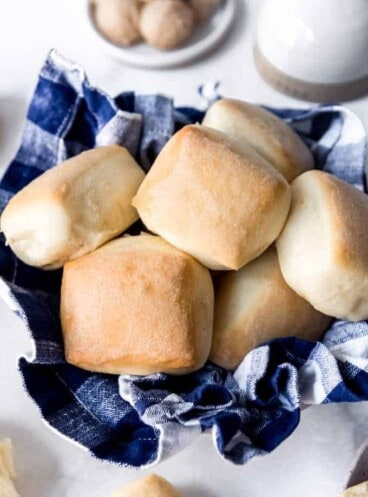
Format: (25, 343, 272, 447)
(92, 0, 222, 51)
(2, 97, 368, 375)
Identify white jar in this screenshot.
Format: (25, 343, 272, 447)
(254, 0, 368, 101)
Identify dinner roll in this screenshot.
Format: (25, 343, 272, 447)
(343, 482, 368, 496)
(1, 146, 145, 270)
(276, 170, 368, 321)
(202, 98, 314, 182)
(188, 0, 221, 24)
(133, 124, 291, 270)
(93, 0, 142, 47)
(61, 233, 214, 375)
(139, 0, 194, 50)
(0, 439, 19, 497)
(210, 246, 331, 370)
(110, 474, 183, 497)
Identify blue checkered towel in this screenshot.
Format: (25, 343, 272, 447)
(1, 51, 368, 467)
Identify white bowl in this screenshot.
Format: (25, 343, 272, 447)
(78, 0, 236, 69)
(254, 0, 368, 101)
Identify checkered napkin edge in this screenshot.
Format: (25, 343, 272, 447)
(1, 50, 368, 468)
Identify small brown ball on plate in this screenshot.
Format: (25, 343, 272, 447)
(188, 0, 221, 24)
(61, 233, 214, 376)
(93, 0, 142, 47)
(139, 0, 195, 50)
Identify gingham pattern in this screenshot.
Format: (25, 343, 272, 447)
(1, 51, 368, 467)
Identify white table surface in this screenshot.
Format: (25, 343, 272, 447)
(1, 1, 368, 496)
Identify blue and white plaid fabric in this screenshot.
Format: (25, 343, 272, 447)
(1, 51, 368, 468)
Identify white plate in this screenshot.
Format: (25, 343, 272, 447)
(78, 0, 236, 69)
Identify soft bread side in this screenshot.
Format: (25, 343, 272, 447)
(210, 246, 331, 369)
(276, 170, 368, 321)
(0, 146, 145, 269)
(110, 474, 184, 497)
(203, 98, 314, 182)
(343, 482, 368, 496)
(61, 233, 214, 375)
(0, 439, 20, 497)
(133, 124, 291, 270)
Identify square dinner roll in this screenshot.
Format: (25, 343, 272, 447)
(202, 98, 314, 182)
(110, 474, 183, 497)
(0, 146, 145, 269)
(210, 246, 331, 370)
(276, 170, 368, 321)
(61, 233, 214, 375)
(132, 124, 291, 270)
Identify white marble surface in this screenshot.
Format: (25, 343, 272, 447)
(1, 1, 368, 496)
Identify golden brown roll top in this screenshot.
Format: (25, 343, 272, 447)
(133, 124, 291, 270)
(202, 98, 314, 182)
(110, 474, 184, 497)
(210, 246, 331, 370)
(0, 146, 145, 269)
(61, 233, 214, 375)
(276, 170, 368, 321)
